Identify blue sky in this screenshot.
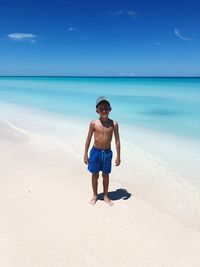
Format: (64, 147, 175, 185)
(0, 0, 199, 76)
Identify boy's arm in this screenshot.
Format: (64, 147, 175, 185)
(113, 121, 121, 166)
(84, 121, 94, 164)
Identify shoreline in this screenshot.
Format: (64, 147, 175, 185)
(1, 111, 200, 266)
(0, 102, 200, 230)
(1, 102, 200, 229)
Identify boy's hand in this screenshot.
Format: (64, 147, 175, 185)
(84, 155, 89, 165)
(115, 157, 121, 166)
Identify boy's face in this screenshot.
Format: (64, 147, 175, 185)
(96, 102, 111, 119)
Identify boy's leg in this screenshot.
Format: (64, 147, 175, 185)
(102, 173, 113, 206)
(89, 173, 99, 205)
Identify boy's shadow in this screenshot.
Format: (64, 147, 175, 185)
(98, 188, 132, 201)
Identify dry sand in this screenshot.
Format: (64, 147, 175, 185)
(1, 118, 200, 267)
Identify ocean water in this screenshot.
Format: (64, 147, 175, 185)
(0, 76, 200, 139)
(1, 77, 200, 229)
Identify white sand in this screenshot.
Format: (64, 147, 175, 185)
(1, 106, 200, 267)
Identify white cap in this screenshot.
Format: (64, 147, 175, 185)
(96, 96, 110, 107)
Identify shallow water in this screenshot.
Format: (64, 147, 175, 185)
(1, 77, 200, 229)
(0, 76, 200, 139)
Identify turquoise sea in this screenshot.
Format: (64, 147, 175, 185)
(0, 76, 200, 139)
(1, 76, 200, 229)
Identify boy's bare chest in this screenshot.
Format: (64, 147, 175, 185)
(94, 119, 114, 137)
(94, 121, 113, 136)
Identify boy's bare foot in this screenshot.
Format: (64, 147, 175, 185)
(89, 195, 98, 205)
(104, 196, 113, 206)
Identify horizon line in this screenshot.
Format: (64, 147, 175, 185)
(0, 75, 200, 78)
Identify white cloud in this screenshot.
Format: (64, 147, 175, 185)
(126, 11, 137, 17)
(174, 28, 193, 41)
(8, 33, 36, 43)
(67, 27, 76, 31)
(115, 10, 124, 15)
(107, 10, 124, 15)
(119, 72, 136, 77)
(109, 10, 137, 17)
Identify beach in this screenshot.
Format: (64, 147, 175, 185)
(2, 0, 200, 263)
(1, 99, 200, 267)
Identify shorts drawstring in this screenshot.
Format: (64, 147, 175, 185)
(97, 149, 105, 166)
(102, 150, 105, 162)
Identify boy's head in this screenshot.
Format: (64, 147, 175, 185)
(96, 96, 111, 117)
(96, 96, 111, 108)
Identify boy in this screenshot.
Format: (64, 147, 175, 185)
(84, 96, 121, 206)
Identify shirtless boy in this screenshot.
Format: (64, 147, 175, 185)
(84, 96, 121, 206)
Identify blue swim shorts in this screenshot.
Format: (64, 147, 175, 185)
(88, 147, 113, 174)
